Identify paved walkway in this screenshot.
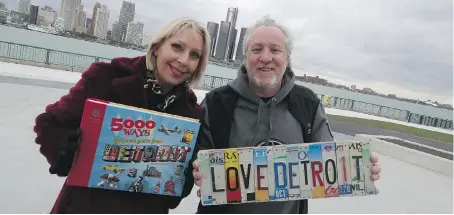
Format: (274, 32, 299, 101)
(0, 82, 452, 214)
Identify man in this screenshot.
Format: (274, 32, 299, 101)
(192, 16, 381, 214)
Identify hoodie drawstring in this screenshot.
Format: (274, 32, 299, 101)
(247, 98, 263, 146)
(265, 98, 277, 145)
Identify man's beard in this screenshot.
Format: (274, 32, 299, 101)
(251, 73, 279, 89)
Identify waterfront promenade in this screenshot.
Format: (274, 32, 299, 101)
(0, 62, 452, 213)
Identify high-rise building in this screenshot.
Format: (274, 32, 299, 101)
(0, 1, 6, 10)
(53, 17, 65, 32)
(60, 0, 82, 31)
(28, 5, 38, 24)
(77, 5, 86, 27)
(18, 0, 31, 15)
(38, 6, 57, 26)
(207, 22, 219, 57)
(125, 21, 144, 46)
(93, 5, 109, 40)
(224, 7, 238, 60)
(227, 28, 237, 60)
(111, 22, 122, 42)
(235, 27, 248, 63)
(89, 3, 101, 35)
(214, 21, 230, 60)
(119, 1, 135, 42)
(86, 18, 92, 29)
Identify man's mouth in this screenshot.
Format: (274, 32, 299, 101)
(258, 67, 274, 72)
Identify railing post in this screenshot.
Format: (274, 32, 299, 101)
(45, 49, 50, 65)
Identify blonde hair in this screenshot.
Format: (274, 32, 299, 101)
(145, 18, 211, 87)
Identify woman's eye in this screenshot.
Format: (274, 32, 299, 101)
(190, 52, 200, 59)
(172, 43, 182, 51)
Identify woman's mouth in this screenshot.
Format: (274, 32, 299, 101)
(169, 63, 183, 76)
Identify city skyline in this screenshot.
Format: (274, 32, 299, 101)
(0, 0, 452, 105)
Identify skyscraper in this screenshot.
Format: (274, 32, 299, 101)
(126, 21, 144, 46)
(224, 7, 238, 60)
(111, 22, 122, 41)
(60, 0, 81, 31)
(207, 22, 219, 57)
(28, 5, 38, 24)
(93, 5, 109, 40)
(18, 0, 31, 15)
(89, 3, 101, 35)
(214, 21, 230, 60)
(119, 1, 135, 42)
(235, 27, 248, 63)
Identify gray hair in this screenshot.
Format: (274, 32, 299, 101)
(242, 15, 293, 62)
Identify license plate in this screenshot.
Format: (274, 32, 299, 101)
(239, 148, 255, 203)
(362, 142, 376, 195)
(273, 145, 288, 201)
(298, 145, 312, 199)
(211, 150, 227, 205)
(309, 144, 325, 198)
(254, 147, 269, 202)
(199, 150, 213, 205)
(321, 142, 339, 198)
(349, 141, 366, 196)
(286, 145, 301, 200)
(336, 142, 353, 197)
(266, 146, 276, 201)
(225, 148, 242, 203)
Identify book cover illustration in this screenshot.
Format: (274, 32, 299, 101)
(67, 98, 200, 197)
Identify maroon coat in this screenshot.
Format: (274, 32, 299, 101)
(33, 56, 200, 213)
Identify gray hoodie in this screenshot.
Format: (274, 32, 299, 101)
(198, 66, 334, 213)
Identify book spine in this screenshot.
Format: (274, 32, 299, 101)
(67, 99, 107, 187)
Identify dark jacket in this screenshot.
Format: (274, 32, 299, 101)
(33, 56, 199, 213)
(196, 66, 334, 214)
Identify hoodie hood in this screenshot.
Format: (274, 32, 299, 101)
(226, 65, 302, 148)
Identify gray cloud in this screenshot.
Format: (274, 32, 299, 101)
(2, 0, 453, 104)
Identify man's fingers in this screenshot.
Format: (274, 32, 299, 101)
(371, 174, 380, 181)
(371, 163, 381, 174)
(192, 159, 200, 169)
(371, 152, 379, 163)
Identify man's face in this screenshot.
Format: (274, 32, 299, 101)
(244, 26, 288, 90)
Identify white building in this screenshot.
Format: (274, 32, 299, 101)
(38, 7, 57, 26)
(77, 6, 86, 27)
(60, 0, 81, 31)
(119, 1, 135, 41)
(93, 5, 109, 40)
(18, 0, 31, 15)
(53, 17, 65, 32)
(125, 21, 144, 46)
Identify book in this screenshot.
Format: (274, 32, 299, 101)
(66, 98, 200, 197)
(198, 140, 376, 205)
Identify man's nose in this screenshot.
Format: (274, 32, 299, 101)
(259, 49, 273, 63)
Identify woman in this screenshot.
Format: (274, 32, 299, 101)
(33, 18, 210, 213)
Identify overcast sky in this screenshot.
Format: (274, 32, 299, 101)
(3, 0, 453, 105)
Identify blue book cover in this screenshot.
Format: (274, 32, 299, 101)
(67, 98, 200, 197)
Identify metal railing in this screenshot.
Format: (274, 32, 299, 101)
(0, 41, 452, 130)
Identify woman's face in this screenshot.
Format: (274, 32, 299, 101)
(154, 27, 204, 86)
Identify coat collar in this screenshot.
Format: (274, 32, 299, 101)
(110, 56, 149, 108)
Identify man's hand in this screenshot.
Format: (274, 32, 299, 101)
(370, 152, 382, 194)
(192, 159, 203, 197)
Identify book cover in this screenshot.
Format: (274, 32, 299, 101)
(66, 98, 200, 197)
